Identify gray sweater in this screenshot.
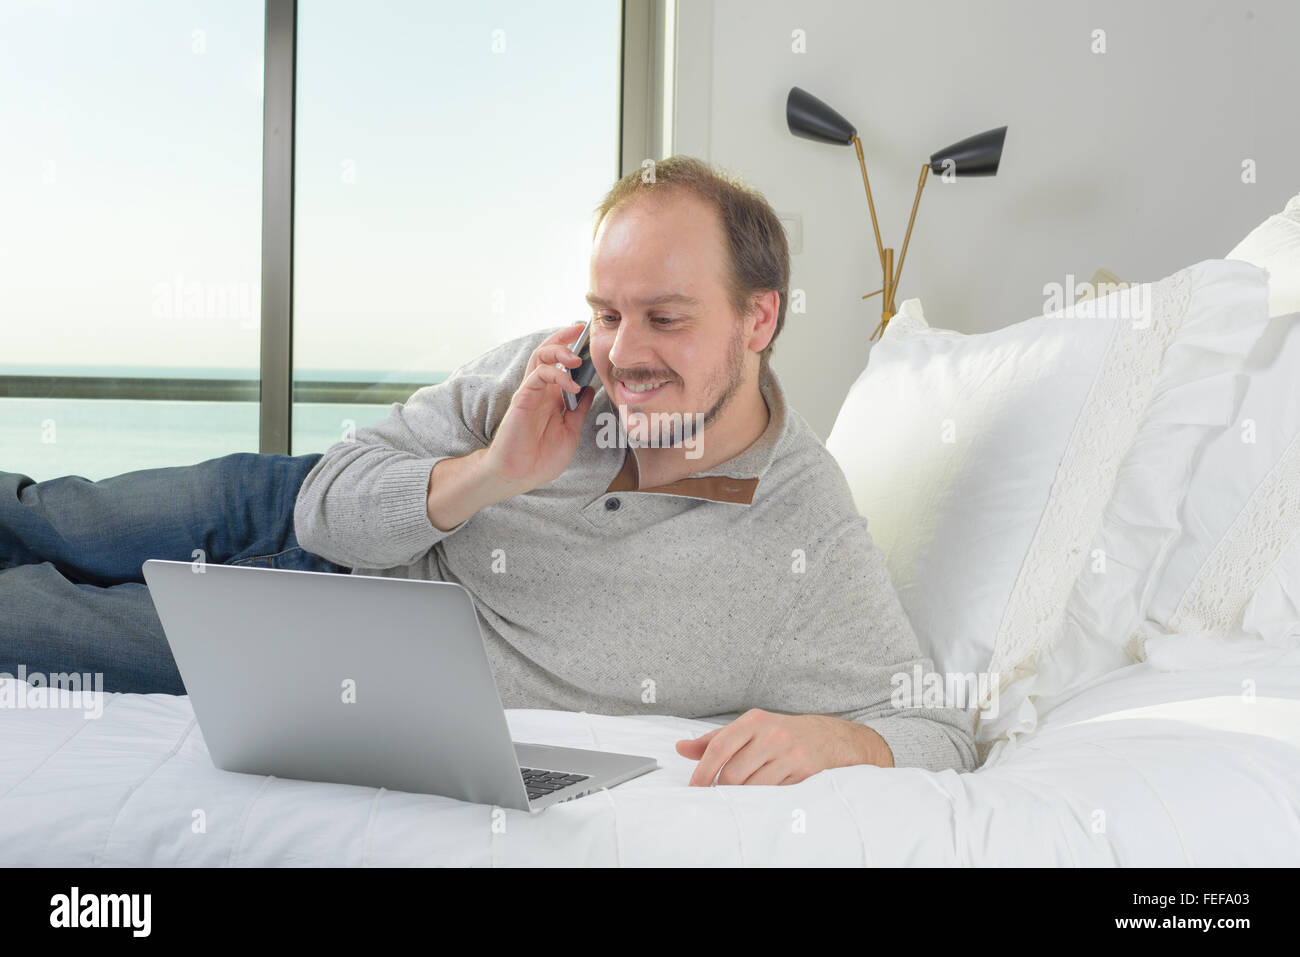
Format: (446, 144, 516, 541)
(293, 328, 977, 773)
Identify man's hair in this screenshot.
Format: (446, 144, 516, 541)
(592, 156, 790, 367)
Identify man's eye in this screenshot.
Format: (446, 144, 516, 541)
(593, 314, 672, 325)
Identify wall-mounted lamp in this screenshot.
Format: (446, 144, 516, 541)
(786, 86, 1007, 339)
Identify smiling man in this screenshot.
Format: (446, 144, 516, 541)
(293, 156, 977, 781)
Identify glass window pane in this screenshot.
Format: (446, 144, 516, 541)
(291, 0, 622, 453)
(0, 0, 264, 481)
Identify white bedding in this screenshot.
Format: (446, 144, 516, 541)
(2, 632, 1297, 867)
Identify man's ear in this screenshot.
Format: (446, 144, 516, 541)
(746, 289, 779, 354)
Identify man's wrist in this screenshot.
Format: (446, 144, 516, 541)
(848, 721, 895, 768)
(426, 447, 535, 531)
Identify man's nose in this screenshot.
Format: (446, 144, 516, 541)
(606, 319, 654, 371)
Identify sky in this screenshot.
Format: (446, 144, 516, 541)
(0, 0, 622, 380)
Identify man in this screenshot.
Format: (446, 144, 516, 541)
(294, 156, 977, 781)
(1, 156, 975, 783)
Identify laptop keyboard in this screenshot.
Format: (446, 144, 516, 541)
(520, 766, 590, 802)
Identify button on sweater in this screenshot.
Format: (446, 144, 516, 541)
(293, 328, 977, 772)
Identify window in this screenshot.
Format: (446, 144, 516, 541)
(291, 0, 622, 454)
(0, 0, 265, 481)
(1, 0, 625, 479)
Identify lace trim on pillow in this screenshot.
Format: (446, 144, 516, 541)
(983, 270, 1194, 697)
(1168, 429, 1300, 633)
(885, 300, 931, 337)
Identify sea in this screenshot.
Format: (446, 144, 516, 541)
(0, 365, 448, 482)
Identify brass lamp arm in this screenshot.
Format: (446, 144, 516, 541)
(851, 135, 887, 276)
(869, 163, 931, 341)
(852, 139, 931, 341)
(888, 163, 930, 314)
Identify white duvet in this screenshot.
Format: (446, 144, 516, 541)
(2, 632, 1297, 867)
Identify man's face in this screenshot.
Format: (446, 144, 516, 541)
(586, 190, 756, 444)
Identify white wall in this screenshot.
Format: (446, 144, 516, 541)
(671, 0, 1300, 438)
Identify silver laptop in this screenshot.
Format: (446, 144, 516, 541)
(141, 559, 658, 812)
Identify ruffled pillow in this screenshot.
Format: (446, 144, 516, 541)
(976, 261, 1270, 764)
(1134, 191, 1300, 651)
(826, 260, 1272, 767)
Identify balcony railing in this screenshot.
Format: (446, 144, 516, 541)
(0, 375, 431, 406)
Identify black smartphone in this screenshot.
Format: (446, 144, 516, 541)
(560, 319, 597, 412)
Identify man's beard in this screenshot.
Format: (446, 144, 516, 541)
(689, 320, 747, 441)
(622, 321, 748, 448)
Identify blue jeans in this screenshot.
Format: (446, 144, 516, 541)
(0, 452, 351, 695)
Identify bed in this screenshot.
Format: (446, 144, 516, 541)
(2, 629, 1297, 866)
(3, 193, 1300, 868)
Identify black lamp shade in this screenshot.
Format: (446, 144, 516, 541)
(928, 126, 1006, 176)
(786, 86, 856, 145)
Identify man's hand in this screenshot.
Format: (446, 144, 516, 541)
(481, 322, 596, 494)
(674, 709, 894, 786)
(425, 324, 597, 531)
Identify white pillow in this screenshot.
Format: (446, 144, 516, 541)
(1143, 312, 1300, 643)
(1244, 542, 1300, 643)
(828, 301, 1115, 679)
(1227, 191, 1300, 317)
(826, 259, 1271, 764)
(1138, 190, 1300, 647)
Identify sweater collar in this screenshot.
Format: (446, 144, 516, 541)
(601, 362, 786, 505)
